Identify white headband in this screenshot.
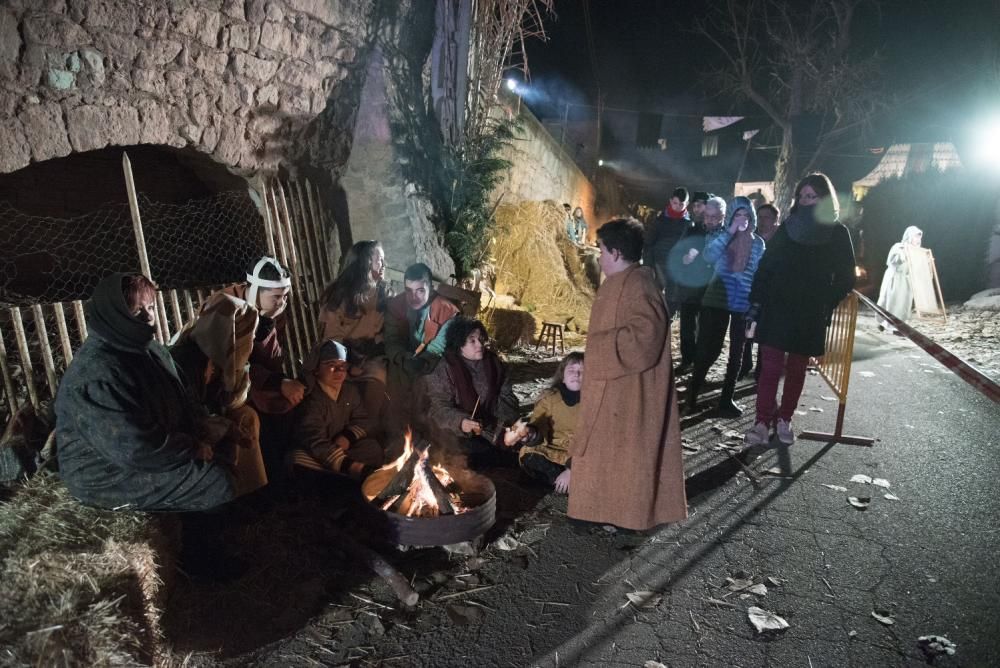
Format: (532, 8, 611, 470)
(246, 256, 291, 289)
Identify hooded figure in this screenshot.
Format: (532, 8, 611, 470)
(55, 273, 235, 511)
(876, 226, 923, 326)
(683, 197, 766, 417)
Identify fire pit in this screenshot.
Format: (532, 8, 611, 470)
(361, 433, 496, 547)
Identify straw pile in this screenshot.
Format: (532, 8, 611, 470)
(491, 201, 595, 335)
(0, 472, 177, 666)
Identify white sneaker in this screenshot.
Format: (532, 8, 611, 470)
(744, 422, 770, 446)
(776, 419, 795, 445)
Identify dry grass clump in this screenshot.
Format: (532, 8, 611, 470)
(0, 472, 176, 666)
(491, 201, 594, 332)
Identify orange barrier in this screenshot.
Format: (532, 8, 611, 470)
(799, 292, 876, 446)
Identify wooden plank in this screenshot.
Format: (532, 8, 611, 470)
(52, 302, 74, 365)
(72, 300, 88, 342)
(31, 304, 59, 399)
(0, 319, 20, 413)
(10, 307, 40, 409)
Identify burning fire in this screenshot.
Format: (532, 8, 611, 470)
(366, 429, 464, 518)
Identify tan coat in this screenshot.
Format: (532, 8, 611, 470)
(568, 265, 687, 530)
(519, 389, 578, 466)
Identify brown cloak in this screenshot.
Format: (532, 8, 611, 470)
(568, 264, 688, 530)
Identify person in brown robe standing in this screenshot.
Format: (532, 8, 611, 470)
(567, 217, 688, 531)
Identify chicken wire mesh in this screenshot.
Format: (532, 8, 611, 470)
(0, 190, 267, 307)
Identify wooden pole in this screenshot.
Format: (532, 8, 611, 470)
(305, 179, 335, 284)
(257, 175, 278, 258)
(0, 319, 20, 413)
(10, 307, 39, 409)
(72, 300, 87, 342)
(52, 302, 74, 366)
(122, 152, 170, 342)
(168, 289, 184, 333)
(31, 304, 59, 399)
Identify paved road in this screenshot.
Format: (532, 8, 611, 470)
(244, 317, 999, 667)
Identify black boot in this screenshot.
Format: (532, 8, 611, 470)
(717, 375, 744, 418)
(683, 365, 707, 415)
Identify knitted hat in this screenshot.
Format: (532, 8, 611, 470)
(318, 339, 348, 362)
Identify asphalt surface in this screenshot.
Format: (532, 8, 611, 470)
(239, 314, 999, 667)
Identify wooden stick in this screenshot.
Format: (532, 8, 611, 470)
(470, 396, 481, 421)
(0, 319, 20, 413)
(122, 151, 170, 342)
(52, 302, 73, 366)
(71, 300, 87, 342)
(31, 305, 58, 399)
(10, 307, 39, 409)
(337, 532, 419, 607)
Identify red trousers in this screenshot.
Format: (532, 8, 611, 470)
(755, 344, 810, 425)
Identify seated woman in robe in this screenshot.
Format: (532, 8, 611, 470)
(170, 291, 269, 497)
(317, 240, 391, 436)
(423, 317, 520, 469)
(514, 352, 583, 492)
(291, 339, 383, 481)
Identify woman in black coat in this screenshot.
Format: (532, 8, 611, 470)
(744, 174, 856, 446)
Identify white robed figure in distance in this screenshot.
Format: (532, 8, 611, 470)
(877, 226, 923, 331)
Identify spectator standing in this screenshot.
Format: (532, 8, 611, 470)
(683, 196, 766, 417)
(744, 174, 856, 446)
(644, 187, 694, 316)
(876, 226, 923, 331)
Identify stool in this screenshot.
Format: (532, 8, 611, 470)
(535, 322, 565, 356)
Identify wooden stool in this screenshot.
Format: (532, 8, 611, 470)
(535, 322, 565, 356)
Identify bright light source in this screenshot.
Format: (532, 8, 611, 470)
(598, 159, 605, 167)
(506, 78, 518, 93)
(973, 117, 1000, 169)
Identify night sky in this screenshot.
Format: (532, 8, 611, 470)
(522, 0, 997, 202)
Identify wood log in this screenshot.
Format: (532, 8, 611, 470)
(335, 530, 419, 607)
(420, 459, 455, 515)
(372, 449, 421, 505)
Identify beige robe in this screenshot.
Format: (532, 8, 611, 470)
(568, 265, 687, 530)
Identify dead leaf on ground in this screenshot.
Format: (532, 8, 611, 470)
(747, 584, 768, 596)
(859, 371, 876, 378)
(872, 478, 891, 488)
(884, 493, 900, 501)
(848, 496, 871, 510)
(602, 525, 618, 534)
(795, 410, 808, 416)
(871, 610, 895, 626)
(822, 484, 848, 492)
(766, 576, 782, 587)
(682, 443, 702, 454)
(850, 474, 872, 484)
(446, 603, 484, 625)
(763, 467, 784, 476)
(747, 606, 790, 633)
(494, 536, 520, 551)
(726, 577, 754, 591)
(821, 395, 838, 401)
(644, 662, 667, 668)
(918, 635, 957, 657)
(809, 406, 824, 413)
(625, 591, 662, 608)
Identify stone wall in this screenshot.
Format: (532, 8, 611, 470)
(340, 48, 455, 281)
(497, 96, 598, 241)
(0, 0, 374, 177)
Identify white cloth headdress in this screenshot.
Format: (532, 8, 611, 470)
(246, 256, 291, 307)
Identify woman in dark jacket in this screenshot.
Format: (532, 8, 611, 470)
(744, 174, 856, 446)
(55, 273, 235, 512)
(423, 317, 520, 469)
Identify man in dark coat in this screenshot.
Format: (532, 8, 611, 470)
(55, 273, 235, 512)
(664, 193, 721, 369)
(644, 187, 695, 317)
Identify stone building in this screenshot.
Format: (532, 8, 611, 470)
(0, 0, 457, 301)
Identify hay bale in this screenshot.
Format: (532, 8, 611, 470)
(482, 307, 537, 350)
(491, 201, 594, 334)
(0, 472, 177, 666)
